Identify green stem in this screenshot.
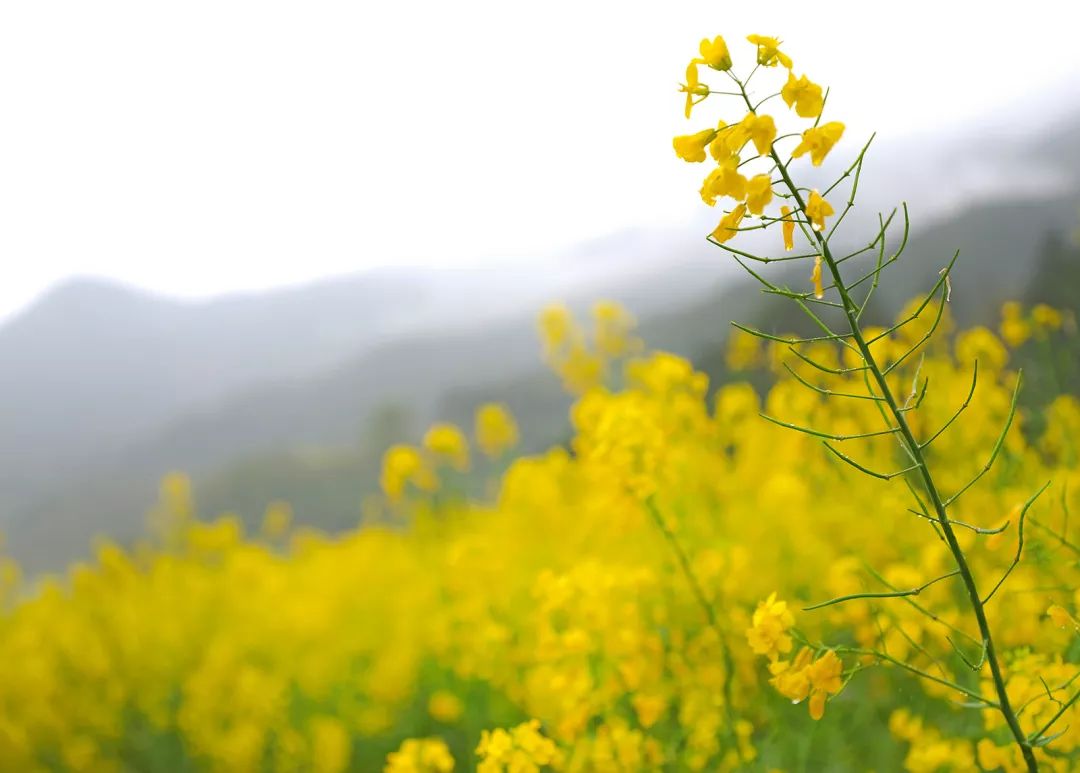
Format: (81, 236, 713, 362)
(730, 74, 1039, 772)
(644, 497, 743, 762)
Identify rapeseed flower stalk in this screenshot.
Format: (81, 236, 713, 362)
(673, 31, 1072, 770)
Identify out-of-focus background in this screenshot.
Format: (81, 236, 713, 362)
(1, 0, 1079, 571)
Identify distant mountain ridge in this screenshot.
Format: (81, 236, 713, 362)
(2, 101, 1080, 570)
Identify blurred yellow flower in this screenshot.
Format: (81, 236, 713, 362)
(381, 444, 437, 501)
(423, 423, 470, 471)
(474, 403, 519, 458)
(1032, 303, 1063, 331)
(428, 691, 465, 724)
(746, 592, 795, 660)
(386, 737, 455, 773)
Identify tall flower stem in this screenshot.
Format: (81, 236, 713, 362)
(731, 77, 1039, 773)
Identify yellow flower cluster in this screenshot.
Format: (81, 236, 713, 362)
(0, 294, 1072, 770)
(385, 738, 455, 773)
(0, 29, 1075, 771)
(1000, 300, 1067, 347)
(381, 403, 519, 502)
(538, 301, 641, 394)
(673, 34, 844, 300)
(476, 720, 560, 773)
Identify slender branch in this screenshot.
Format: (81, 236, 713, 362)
(982, 482, 1051, 605)
(803, 570, 961, 611)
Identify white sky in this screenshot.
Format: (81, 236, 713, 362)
(1, 1, 1079, 319)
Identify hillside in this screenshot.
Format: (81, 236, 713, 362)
(3, 103, 1080, 570)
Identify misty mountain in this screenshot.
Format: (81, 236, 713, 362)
(3, 100, 1080, 570)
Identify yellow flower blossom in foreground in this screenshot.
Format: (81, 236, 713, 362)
(708, 121, 736, 163)
(474, 403, 519, 459)
(781, 72, 824, 118)
(746, 34, 792, 68)
(700, 157, 748, 206)
(738, 112, 777, 156)
(769, 648, 845, 720)
(678, 62, 709, 119)
(804, 190, 834, 232)
(791, 121, 846, 166)
(673, 128, 719, 163)
(811, 256, 824, 299)
(745, 174, 773, 215)
(710, 203, 747, 244)
(781, 205, 795, 250)
(698, 35, 732, 71)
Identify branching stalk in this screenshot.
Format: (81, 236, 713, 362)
(725, 74, 1041, 771)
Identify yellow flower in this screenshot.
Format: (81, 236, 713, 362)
(738, 112, 777, 156)
(380, 444, 437, 501)
(386, 737, 455, 773)
(593, 300, 641, 357)
(475, 403, 519, 458)
(673, 128, 719, 163)
(700, 157, 748, 206)
(1048, 604, 1079, 631)
(428, 691, 465, 724)
(791, 122, 845, 166)
(747, 592, 795, 660)
(477, 720, 558, 772)
(260, 501, 292, 539)
(708, 121, 736, 163)
(781, 205, 795, 250)
(678, 62, 709, 119)
(698, 36, 732, 71)
(745, 174, 773, 215)
(538, 303, 578, 353)
(1032, 303, 1063, 331)
(811, 256, 824, 299)
(631, 694, 667, 729)
(767, 648, 844, 720)
(1000, 301, 1031, 347)
(711, 203, 747, 244)
(804, 190, 834, 232)
(781, 72, 824, 118)
(805, 650, 844, 720)
(423, 423, 470, 471)
(769, 647, 812, 700)
(747, 34, 792, 68)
